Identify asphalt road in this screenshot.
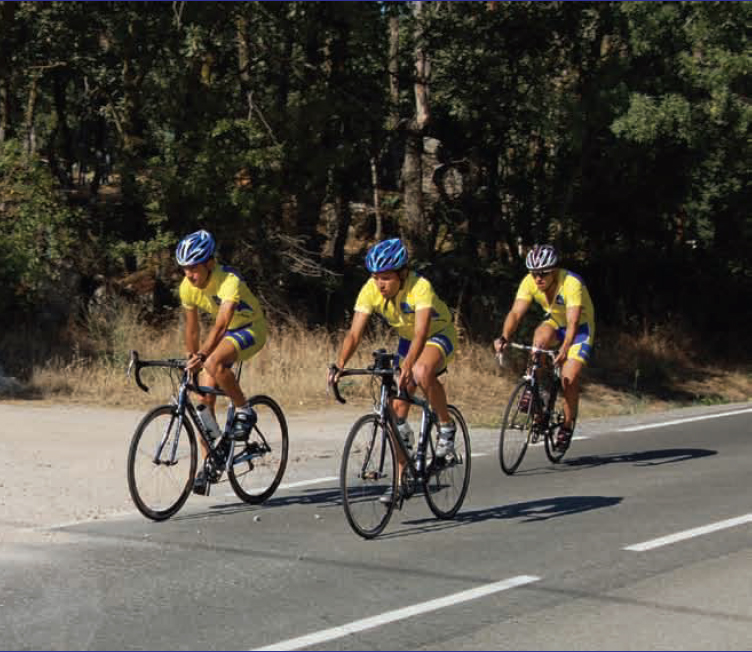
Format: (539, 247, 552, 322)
(1, 404, 751, 651)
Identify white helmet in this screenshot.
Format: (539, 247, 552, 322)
(525, 244, 559, 271)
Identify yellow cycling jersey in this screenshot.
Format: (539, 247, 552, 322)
(354, 271, 452, 340)
(516, 269, 595, 330)
(179, 264, 267, 332)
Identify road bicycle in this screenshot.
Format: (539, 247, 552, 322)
(498, 343, 569, 475)
(126, 350, 288, 521)
(331, 349, 471, 539)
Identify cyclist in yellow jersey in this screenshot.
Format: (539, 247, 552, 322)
(175, 230, 267, 494)
(494, 244, 595, 450)
(328, 238, 459, 504)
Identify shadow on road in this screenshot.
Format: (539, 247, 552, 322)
(171, 486, 343, 522)
(516, 447, 717, 476)
(381, 495, 623, 540)
(563, 447, 717, 469)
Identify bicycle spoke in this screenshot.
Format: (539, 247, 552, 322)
(127, 406, 196, 521)
(228, 396, 288, 504)
(424, 405, 471, 519)
(341, 415, 396, 539)
(499, 381, 533, 475)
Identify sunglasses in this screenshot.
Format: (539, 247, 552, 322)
(532, 270, 554, 279)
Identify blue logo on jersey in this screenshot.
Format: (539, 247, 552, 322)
(555, 295, 565, 305)
(400, 302, 414, 314)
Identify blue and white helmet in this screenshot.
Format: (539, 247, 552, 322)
(365, 238, 408, 273)
(525, 244, 559, 271)
(175, 230, 216, 266)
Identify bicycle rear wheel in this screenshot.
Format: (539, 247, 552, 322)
(498, 380, 534, 475)
(127, 405, 197, 521)
(228, 395, 289, 504)
(340, 415, 396, 539)
(424, 405, 472, 519)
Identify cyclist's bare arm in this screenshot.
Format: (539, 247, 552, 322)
(330, 311, 369, 383)
(184, 307, 200, 357)
(186, 300, 237, 372)
(399, 307, 431, 389)
(496, 298, 531, 352)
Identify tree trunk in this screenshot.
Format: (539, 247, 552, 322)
(0, 1, 18, 144)
(388, 13, 400, 131)
(50, 70, 74, 187)
(0, 77, 8, 144)
(402, 1, 432, 260)
(371, 156, 383, 241)
(24, 72, 40, 156)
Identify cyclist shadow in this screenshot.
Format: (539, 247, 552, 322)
(388, 495, 622, 539)
(520, 447, 717, 475)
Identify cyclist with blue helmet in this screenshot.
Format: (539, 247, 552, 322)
(176, 229, 268, 494)
(494, 244, 595, 451)
(328, 238, 459, 503)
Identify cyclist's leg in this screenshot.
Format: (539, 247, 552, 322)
(560, 325, 594, 430)
(194, 370, 218, 460)
(203, 341, 243, 405)
(532, 321, 559, 377)
(415, 328, 456, 421)
(206, 326, 267, 439)
(560, 358, 583, 428)
(204, 325, 267, 404)
(532, 321, 559, 350)
(393, 336, 414, 421)
(413, 345, 450, 423)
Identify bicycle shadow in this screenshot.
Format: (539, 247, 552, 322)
(383, 495, 623, 540)
(172, 486, 343, 522)
(517, 447, 717, 476)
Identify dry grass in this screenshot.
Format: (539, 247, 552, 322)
(4, 304, 750, 425)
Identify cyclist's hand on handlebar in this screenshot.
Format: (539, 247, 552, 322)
(186, 352, 205, 373)
(327, 363, 342, 387)
(397, 365, 413, 391)
(493, 336, 508, 354)
(554, 346, 569, 367)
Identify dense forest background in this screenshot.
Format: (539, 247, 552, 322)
(0, 1, 749, 376)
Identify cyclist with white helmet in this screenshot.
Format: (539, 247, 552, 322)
(494, 244, 595, 450)
(176, 229, 268, 494)
(328, 238, 459, 503)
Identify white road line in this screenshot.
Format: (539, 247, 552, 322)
(618, 408, 752, 432)
(252, 575, 541, 651)
(624, 513, 752, 552)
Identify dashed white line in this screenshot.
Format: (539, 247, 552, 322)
(624, 513, 752, 552)
(618, 408, 752, 432)
(252, 575, 541, 651)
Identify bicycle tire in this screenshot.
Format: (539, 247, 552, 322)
(544, 389, 568, 464)
(424, 405, 472, 520)
(228, 395, 289, 504)
(127, 405, 197, 521)
(498, 380, 534, 475)
(340, 414, 397, 539)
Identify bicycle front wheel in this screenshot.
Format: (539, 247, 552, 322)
(340, 415, 396, 539)
(228, 395, 289, 504)
(424, 405, 472, 520)
(499, 380, 534, 475)
(127, 405, 197, 521)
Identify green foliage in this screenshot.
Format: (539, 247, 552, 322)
(0, 0, 748, 355)
(0, 141, 79, 313)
